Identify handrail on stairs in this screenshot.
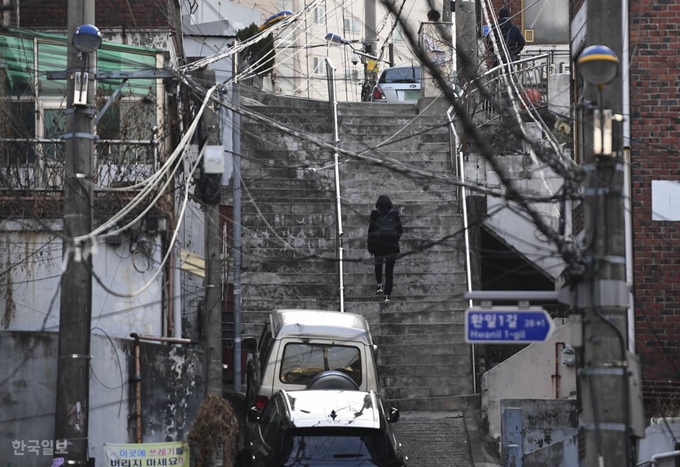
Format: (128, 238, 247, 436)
(446, 106, 476, 393)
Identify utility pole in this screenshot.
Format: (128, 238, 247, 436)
(200, 70, 224, 396)
(363, 0, 376, 101)
(54, 0, 96, 463)
(579, 0, 630, 465)
(455, 0, 477, 87)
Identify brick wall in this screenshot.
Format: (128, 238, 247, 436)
(628, 0, 680, 416)
(20, 0, 180, 30)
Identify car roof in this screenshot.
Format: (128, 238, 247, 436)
(270, 309, 373, 345)
(280, 390, 381, 429)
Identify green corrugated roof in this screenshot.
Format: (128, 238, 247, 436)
(4, 27, 162, 54)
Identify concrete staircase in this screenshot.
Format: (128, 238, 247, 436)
(238, 89, 475, 410)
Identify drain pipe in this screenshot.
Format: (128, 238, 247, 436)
(129, 333, 195, 443)
(622, 0, 635, 352)
(447, 107, 475, 393)
(552, 342, 566, 399)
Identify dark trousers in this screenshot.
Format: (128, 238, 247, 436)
(374, 253, 397, 296)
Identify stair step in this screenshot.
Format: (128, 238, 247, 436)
(379, 353, 471, 367)
(378, 363, 471, 377)
(377, 342, 469, 356)
(388, 394, 481, 411)
(383, 383, 472, 399)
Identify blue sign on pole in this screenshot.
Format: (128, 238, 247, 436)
(465, 307, 555, 344)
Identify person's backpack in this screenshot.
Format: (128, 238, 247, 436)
(376, 211, 398, 241)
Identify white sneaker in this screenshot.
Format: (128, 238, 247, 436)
(384, 295, 390, 303)
(375, 285, 383, 295)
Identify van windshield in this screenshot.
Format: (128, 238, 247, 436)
(280, 343, 362, 386)
(379, 66, 421, 84)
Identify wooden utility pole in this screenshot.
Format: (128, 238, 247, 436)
(54, 0, 95, 463)
(579, 0, 631, 465)
(200, 71, 224, 396)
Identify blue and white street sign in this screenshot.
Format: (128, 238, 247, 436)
(465, 307, 555, 344)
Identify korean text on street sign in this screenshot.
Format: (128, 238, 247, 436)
(104, 442, 189, 467)
(465, 307, 555, 344)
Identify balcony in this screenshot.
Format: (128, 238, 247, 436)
(0, 138, 158, 191)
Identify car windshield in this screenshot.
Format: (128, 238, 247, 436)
(379, 67, 421, 84)
(279, 343, 362, 386)
(280, 428, 396, 466)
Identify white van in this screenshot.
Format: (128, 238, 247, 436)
(242, 309, 381, 412)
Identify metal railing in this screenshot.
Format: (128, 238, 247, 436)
(472, 50, 569, 125)
(0, 138, 158, 190)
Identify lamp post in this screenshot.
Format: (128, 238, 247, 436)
(576, 44, 634, 467)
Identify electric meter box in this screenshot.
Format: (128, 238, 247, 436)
(203, 145, 224, 174)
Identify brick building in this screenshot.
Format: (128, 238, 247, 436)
(623, 0, 680, 416)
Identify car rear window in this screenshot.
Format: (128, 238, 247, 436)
(280, 428, 392, 464)
(379, 66, 421, 84)
(279, 343, 362, 386)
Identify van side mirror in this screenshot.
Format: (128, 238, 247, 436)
(243, 336, 257, 354)
(389, 406, 400, 423)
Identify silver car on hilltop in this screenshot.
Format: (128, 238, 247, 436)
(370, 65, 422, 103)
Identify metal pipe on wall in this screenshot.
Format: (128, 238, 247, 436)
(173, 241, 182, 339)
(326, 57, 345, 312)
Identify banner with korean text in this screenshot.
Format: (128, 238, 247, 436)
(104, 442, 189, 467)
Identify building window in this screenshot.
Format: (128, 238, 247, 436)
(313, 57, 326, 76)
(344, 16, 359, 33)
(314, 7, 325, 24)
(0, 31, 161, 187)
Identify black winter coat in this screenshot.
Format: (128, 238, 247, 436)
(367, 208, 403, 256)
(487, 17, 525, 65)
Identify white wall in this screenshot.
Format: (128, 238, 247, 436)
(464, 123, 568, 279)
(638, 419, 680, 467)
(481, 321, 578, 439)
(0, 225, 163, 339)
(0, 332, 130, 466)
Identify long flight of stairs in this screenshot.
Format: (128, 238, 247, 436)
(238, 88, 476, 410)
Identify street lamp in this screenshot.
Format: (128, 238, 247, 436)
(326, 32, 392, 101)
(578, 45, 619, 156)
(73, 23, 102, 53)
(73, 24, 102, 106)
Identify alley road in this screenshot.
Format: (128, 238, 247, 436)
(393, 411, 474, 466)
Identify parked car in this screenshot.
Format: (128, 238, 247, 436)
(370, 65, 422, 103)
(245, 389, 406, 466)
(242, 309, 381, 415)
